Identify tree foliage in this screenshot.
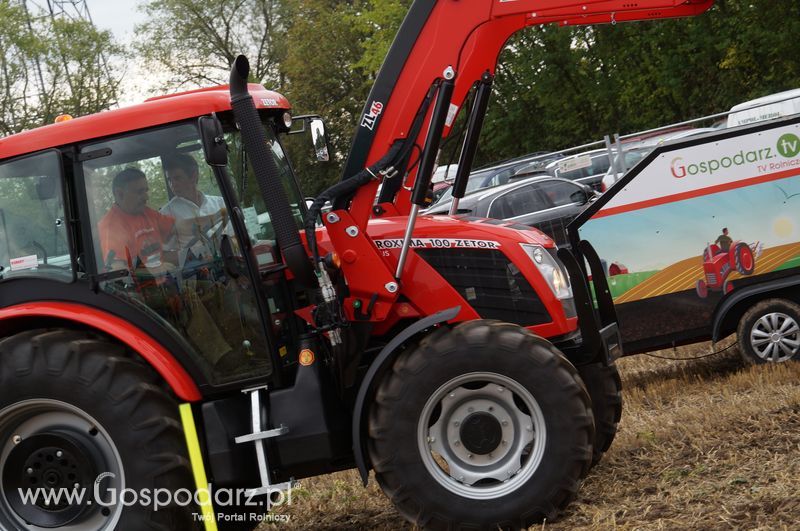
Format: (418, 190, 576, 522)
(5, 0, 800, 196)
(278, 0, 373, 194)
(477, 0, 800, 164)
(136, 0, 287, 88)
(0, 0, 122, 135)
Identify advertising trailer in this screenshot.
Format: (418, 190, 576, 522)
(573, 116, 800, 362)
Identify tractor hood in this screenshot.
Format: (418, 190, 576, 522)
(367, 214, 555, 247)
(313, 214, 555, 255)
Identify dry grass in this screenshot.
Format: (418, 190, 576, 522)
(262, 341, 800, 530)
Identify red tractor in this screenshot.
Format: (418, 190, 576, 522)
(0, 1, 714, 529)
(696, 241, 756, 298)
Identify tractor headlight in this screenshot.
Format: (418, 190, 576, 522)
(521, 244, 572, 300)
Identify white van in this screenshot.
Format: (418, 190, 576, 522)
(727, 88, 800, 128)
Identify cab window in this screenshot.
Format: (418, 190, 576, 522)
(0, 150, 72, 281)
(80, 122, 273, 386)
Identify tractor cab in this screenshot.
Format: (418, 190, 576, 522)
(0, 85, 314, 391)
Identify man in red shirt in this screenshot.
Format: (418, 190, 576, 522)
(98, 168, 176, 270)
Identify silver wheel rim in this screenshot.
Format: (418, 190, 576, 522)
(750, 312, 800, 362)
(0, 399, 125, 531)
(417, 372, 546, 499)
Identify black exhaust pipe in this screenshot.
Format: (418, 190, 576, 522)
(229, 55, 316, 288)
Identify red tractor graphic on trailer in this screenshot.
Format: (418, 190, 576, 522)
(696, 241, 758, 298)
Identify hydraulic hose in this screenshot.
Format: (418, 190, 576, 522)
(305, 142, 403, 265)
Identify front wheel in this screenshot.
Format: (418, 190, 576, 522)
(578, 361, 622, 467)
(368, 320, 594, 529)
(696, 279, 708, 299)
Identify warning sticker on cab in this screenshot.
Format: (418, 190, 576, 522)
(374, 238, 501, 250)
(10, 254, 38, 271)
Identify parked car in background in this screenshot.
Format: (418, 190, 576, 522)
(541, 149, 613, 191)
(600, 128, 718, 191)
(426, 175, 596, 248)
(432, 152, 560, 206)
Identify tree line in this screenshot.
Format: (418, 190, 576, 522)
(2, 0, 799, 195)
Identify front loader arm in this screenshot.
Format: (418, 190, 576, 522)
(339, 0, 714, 225)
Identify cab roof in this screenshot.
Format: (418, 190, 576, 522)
(0, 84, 290, 161)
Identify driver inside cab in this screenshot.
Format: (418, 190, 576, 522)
(98, 167, 177, 271)
(160, 154, 231, 266)
(97, 165, 235, 368)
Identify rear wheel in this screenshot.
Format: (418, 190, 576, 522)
(0, 329, 196, 530)
(737, 300, 800, 364)
(368, 320, 594, 529)
(734, 243, 755, 275)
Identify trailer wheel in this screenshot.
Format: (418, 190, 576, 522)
(0, 329, 196, 531)
(368, 320, 594, 529)
(577, 361, 622, 467)
(737, 299, 800, 364)
(696, 279, 708, 299)
(734, 243, 755, 275)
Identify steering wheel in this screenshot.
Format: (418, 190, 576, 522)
(184, 209, 229, 257)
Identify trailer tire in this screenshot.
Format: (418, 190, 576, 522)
(368, 320, 594, 530)
(577, 361, 622, 467)
(0, 329, 197, 531)
(737, 299, 800, 364)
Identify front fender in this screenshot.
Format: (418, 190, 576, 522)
(351, 306, 459, 485)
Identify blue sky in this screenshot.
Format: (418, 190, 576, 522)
(580, 175, 800, 272)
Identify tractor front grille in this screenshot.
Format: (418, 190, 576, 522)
(415, 248, 551, 327)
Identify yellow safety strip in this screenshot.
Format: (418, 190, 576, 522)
(179, 403, 218, 531)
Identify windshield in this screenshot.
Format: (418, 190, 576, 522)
(222, 114, 306, 242)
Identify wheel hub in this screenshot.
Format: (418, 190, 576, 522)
(0, 399, 126, 531)
(751, 312, 800, 362)
(3, 433, 96, 526)
(419, 373, 546, 500)
(459, 412, 502, 455)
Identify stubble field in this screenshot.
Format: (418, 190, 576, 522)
(262, 340, 800, 530)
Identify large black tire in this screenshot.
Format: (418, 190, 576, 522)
(368, 320, 594, 530)
(737, 299, 800, 364)
(577, 361, 622, 467)
(0, 329, 196, 530)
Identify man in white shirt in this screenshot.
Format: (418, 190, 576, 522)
(160, 153, 232, 262)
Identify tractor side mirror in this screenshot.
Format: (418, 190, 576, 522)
(309, 118, 330, 162)
(198, 115, 228, 167)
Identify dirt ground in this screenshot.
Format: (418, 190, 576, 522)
(262, 340, 800, 530)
